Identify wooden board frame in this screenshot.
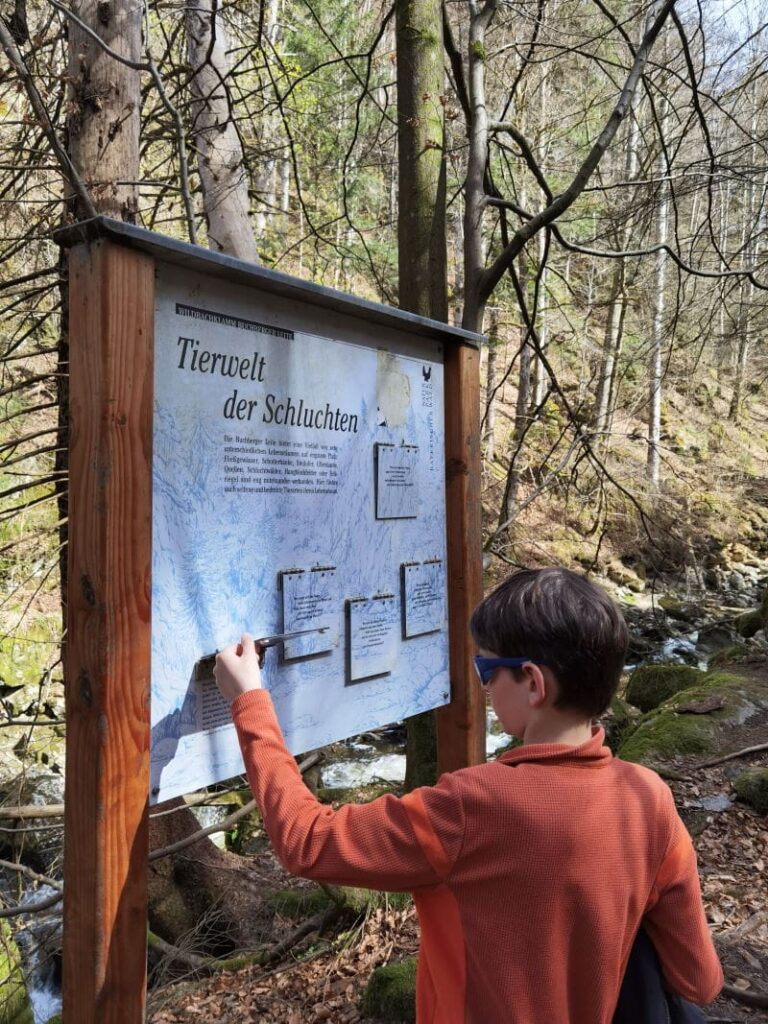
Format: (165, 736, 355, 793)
(60, 217, 483, 1022)
(64, 239, 154, 1024)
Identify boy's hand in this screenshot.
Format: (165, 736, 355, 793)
(214, 633, 264, 705)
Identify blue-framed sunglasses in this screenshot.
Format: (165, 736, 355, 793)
(473, 655, 539, 686)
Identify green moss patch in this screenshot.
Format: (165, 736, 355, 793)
(0, 919, 33, 1024)
(268, 887, 334, 920)
(602, 696, 639, 754)
(360, 957, 417, 1022)
(732, 768, 768, 814)
(625, 664, 704, 712)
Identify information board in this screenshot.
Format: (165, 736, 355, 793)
(150, 265, 449, 801)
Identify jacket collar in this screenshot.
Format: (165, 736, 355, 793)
(497, 726, 612, 769)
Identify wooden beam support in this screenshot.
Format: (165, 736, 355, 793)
(63, 239, 154, 1024)
(437, 340, 485, 774)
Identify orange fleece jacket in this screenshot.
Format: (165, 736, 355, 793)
(232, 690, 723, 1024)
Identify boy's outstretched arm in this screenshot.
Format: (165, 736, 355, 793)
(215, 635, 465, 892)
(643, 803, 723, 1004)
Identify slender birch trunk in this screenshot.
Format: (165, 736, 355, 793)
(186, 0, 258, 261)
(594, 100, 640, 435)
(462, 1, 498, 334)
(253, 0, 282, 242)
(729, 105, 763, 423)
(647, 97, 669, 485)
(483, 307, 500, 469)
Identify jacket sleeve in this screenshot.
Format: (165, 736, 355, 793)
(643, 797, 723, 1004)
(231, 689, 465, 891)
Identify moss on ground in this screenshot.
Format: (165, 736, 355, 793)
(732, 768, 768, 814)
(360, 957, 417, 1022)
(269, 885, 410, 922)
(625, 664, 704, 713)
(269, 887, 334, 920)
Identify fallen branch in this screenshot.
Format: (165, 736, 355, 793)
(716, 911, 768, 946)
(0, 857, 62, 891)
(0, 782, 254, 821)
(693, 743, 768, 770)
(721, 982, 768, 1010)
(149, 752, 321, 862)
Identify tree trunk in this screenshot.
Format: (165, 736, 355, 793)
(66, 0, 141, 222)
(148, 801, 272, 955)
(396, 0, 447, 319)
(186, 0, 258, 261)
(396, 0, 447, 791)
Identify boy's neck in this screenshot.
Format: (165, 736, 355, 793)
(521, 715, 594, 748)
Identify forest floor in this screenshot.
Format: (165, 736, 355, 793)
(145, 745, 768, 1024)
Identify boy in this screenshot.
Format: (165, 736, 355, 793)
(215, 568, 723, 1023)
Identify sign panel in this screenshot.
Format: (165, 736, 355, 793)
(402, 560, 446, 638)
(150, 265, 450, 801)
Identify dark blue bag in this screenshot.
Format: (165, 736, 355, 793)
(613, 927, 707, 1024)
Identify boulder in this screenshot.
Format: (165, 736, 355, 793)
(618, 671, 768, 765)
(625, 664, 704, 713)
(696, 621, 738, 653)
(360, 958, 417, 1023)
(736, 610, 763, 638)
(732, 768, 768, 815)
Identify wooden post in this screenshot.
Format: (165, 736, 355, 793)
(437, 339, 485, 773)
(63, 239, 154, 1024)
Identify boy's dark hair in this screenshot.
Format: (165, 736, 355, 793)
(470, 567, 628, 718)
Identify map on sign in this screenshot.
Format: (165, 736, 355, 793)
(150, 265, 450, 802)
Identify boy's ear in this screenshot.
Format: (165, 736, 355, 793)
(524, 663, 548, 707)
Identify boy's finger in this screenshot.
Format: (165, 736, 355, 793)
(240, 633, 257, 661)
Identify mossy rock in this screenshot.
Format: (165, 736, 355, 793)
(736, 610, 763, 638)
(625, 664, 704, 713)
(317, 781, 398, 805)
(360, 957, 417, 1022)
(0, 919, 33, 1024)
(619, 672, 768, 765)
(658, 596, 700, 623)
(732, 768, 768, 814)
